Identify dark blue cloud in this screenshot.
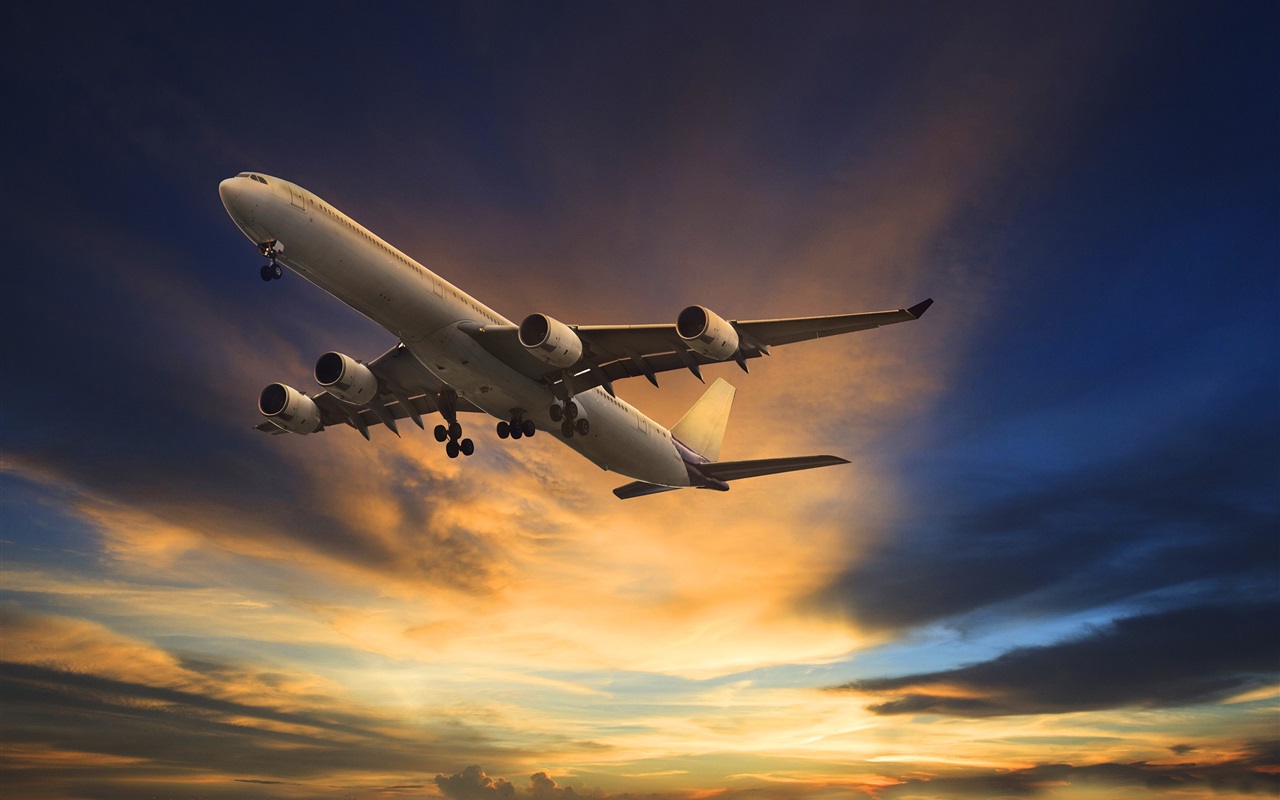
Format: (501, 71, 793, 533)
(812, 384, 1279, 632)
(807, 0, 1279, 636)
(839, 601, 1280, 716)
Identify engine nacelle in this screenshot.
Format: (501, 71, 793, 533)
(314, 351, 378, 405)
(259, 383, 322, 434)
(518, 313, 583, 368)
(676, 305, 740, 361)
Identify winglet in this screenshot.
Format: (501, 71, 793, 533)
(907, 298, 934, 319)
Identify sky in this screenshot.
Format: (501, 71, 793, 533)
(0, 2, 1277, 799)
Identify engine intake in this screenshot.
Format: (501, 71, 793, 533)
(518, 313, 583, 368)
(259, 383, 322, 434)
(314, 351, 378, 405)
(677, 305, 740, 361)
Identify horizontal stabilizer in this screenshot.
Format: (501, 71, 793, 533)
(613, 455, 850, 499)
(613, 481, 681, 500)
(699, 455, 850, 482)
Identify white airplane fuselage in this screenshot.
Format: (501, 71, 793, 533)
(219, 173, 693, 487)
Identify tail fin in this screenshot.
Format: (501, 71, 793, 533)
(671, 378, 735, 460)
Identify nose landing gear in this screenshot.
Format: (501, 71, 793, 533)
(257, 240, 284, 282)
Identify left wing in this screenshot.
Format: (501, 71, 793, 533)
(255, 344, 482, 437)
(464, 299, 933, 396)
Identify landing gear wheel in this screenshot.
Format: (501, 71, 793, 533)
(434, 424, 449, 443)
(575, 418, 590, 436)
(460, 438, 474, 457)
(522, 419, 536, 437)
(271, 262, 283, 280)
(448, 421, 463, 440)
(511, 426, 523, 440)
(561, 420, 575, 438)
(496, 421, 510, 439)
(260, 265, 273, 282)
(564, 401, 579, 421)
(549, 404, 563, 422)
(446, 440, 460, 458)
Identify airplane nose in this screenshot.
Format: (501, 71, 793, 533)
(218, 177, 241, 210)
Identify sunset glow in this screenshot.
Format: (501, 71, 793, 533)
(2, 3, 1277, 798)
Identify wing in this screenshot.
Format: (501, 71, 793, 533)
(255, 344, 482, 437)
(464, 298, 933, 396)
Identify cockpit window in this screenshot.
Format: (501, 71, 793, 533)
(255, 175, 268, 184)
(237, 173, 269, 184)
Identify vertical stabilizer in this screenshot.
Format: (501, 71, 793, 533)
(671, 378, 735, 461)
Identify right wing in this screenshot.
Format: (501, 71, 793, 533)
(465, 299, 933, 396)
(255, 344, 481, 437)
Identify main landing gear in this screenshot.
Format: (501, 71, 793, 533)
(549, 400, 590, 439)
(258, 240, 284, 282)
(496, 411, 536, 440)
(432, 390, 474, 458)
(434, 422, 474, 458)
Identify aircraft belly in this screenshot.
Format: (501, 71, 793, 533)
(406, 330, 688, 485)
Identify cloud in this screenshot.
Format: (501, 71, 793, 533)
(437, 766, 635, 800)
(875, 742, 1280, 799)
(838, 601, 1280, 717)
(0, 0, 1123, 690)
(0, 604, 524, 797)
(3, 5, 1277, 799)
(437, 766, 688, 799)
(437, 766, 518, 799)
(808, 386, 1280, 634)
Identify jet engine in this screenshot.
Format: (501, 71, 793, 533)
(676, 305, 740, 361)
(518, 313, 583, 368)
(314, 351, 378, 405)
(259, 383, 322, 434)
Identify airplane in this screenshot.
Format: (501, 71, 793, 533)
(219, 172, 932, 499)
